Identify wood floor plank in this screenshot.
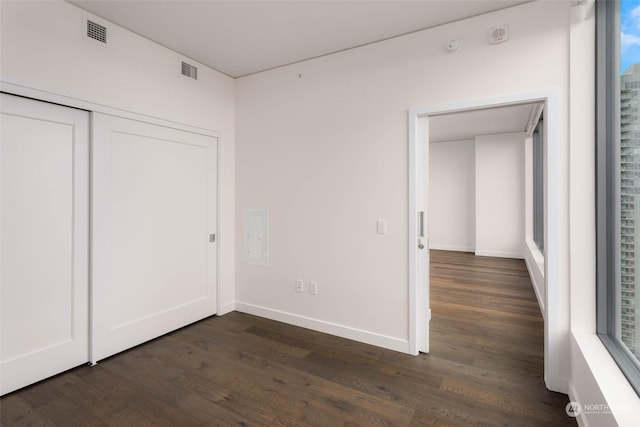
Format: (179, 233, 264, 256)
(159, 331, 411, 426)
(0, 250, 576, 426)
(0, 394, 55, 427)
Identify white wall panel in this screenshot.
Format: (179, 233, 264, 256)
(236, 0, 569, 345)
(475, 133, 525, 258)
(428, 140, 475, 252)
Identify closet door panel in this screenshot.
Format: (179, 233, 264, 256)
(92, 113, 217, 363)
(0, 93, 89, 395)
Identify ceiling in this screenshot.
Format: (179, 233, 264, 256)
(69, 0, 532, 78)
(69, 0, 540, 139)
(428, 102, 542, 143)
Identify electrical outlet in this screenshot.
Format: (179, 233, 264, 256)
(295, 279, 304, 293)
(309, 281, 318, 295)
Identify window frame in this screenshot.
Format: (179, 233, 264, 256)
(596, 0, 640, 396)
(532, 117, 544, 254)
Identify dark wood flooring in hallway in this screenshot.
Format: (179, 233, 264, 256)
(0, 250, 575, 426)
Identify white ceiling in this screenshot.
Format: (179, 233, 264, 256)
(428, 102, 542, 143)
(70, 0, 532, 78)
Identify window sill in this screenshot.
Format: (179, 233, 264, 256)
(524, 239, 545, 317)
(571, 332, 640, 427)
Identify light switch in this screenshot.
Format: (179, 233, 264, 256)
(377, 219, 387, 235)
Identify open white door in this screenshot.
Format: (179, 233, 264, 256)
(1, 94, 89, 395)
(410, 113, 430, 354)
(409, 92, 562, 391)
(91, 113, 218, 363)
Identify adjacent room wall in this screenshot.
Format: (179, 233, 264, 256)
(429, 134, 526, 258)
(475, 132, 525, 258)
(428, 139, 475, 252)
(235, 0, 570, 353)
(0, 0, 236, 313)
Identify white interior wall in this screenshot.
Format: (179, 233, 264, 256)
(475, 132, 525, 258)
(0, 0, 236, 313)
(429, 135, 526, 258)
(428, 140, 475, 252)
(235, 0, 570, 351)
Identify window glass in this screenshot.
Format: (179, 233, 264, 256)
(532, 119, 544, 254)
(597, 0, 640, 395)
(620, 0, 640, 362)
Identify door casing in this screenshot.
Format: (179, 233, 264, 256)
(407, 91, 564, 393)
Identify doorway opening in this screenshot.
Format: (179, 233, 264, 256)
(408, 92, 563, 393)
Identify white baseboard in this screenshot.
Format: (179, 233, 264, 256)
(524, 256, 546, 319)
(234, 302, 411, 354)
(475, 250, 524, 259)
(428, 243, 475, 252)
(523, 240, 545, 318)
(218, 300, 236, 316)
(568, 382, 590, 427)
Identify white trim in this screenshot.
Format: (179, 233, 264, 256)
(219, 301, 236, 316)
(570, 333, 640, 427)
(567, 382, 591, 427)
(408, 91, 564, 392)
(525, 258, 546, 319)
(428, 244, 475, 252)
(408, 108, 419, 355)
(235, 302, 410, 354)
(544, 93, 565, 392)
(525, 103, 545, 137)
(215, 139, 222, 315)
(474, 250, 524, 259)
(408, 114, 429, 355)
(524, 239, 546, 319)
(0, 81, 219, 138)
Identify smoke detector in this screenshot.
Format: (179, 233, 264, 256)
(489, 25, 509, 44)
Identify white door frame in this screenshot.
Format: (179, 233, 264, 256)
(408, 91, 563, 393)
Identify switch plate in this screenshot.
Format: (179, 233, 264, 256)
(295, 279, 304, 293)
(309, 281, 318, 295)
(377, 220, 387, 235)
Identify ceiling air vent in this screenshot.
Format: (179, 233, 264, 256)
(87, 20, 107, 44)
(181, 61, 198, 80)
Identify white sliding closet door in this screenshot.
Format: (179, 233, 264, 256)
(0, 94, 89, 395)
(91, 113, 217, 363)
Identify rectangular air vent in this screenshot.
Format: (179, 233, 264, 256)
(87, 20, 107, 43)
(181, 62, 198, 80)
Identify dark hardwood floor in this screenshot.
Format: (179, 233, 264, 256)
(1, 250, 575, 426)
